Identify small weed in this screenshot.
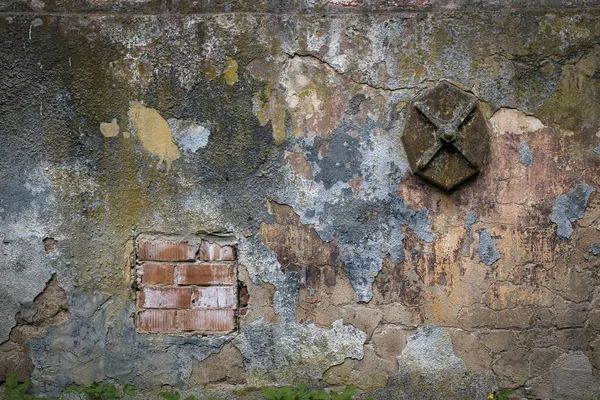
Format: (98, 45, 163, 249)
(159, 391, 199, 400)
(488, 390, 513, 400)
(65, 382, 137, 400)
(1, 372, 52, 400)
(262, 385, 357, 400)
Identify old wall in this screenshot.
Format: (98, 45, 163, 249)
(1, 1, 600, 398)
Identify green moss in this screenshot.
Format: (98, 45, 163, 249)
(536, 62, 600, 130)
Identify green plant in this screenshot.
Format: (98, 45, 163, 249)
(262, 385, 357, 400)
(1, 372, 52, 400)
(65, 382, 137, 400)
(488, 390, 513, 400)
(158, 390, 197, 400)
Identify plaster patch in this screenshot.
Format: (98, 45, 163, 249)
(0, 166, 58, 342)
(477, 229, 500, 265)
(519, 140, 533, 167)
(127, 101, 180, 171)
(233, 318, 366, 386)
(376, 325, 494, 398)
(490, 108, 545, 136)
(527, 352, 600, 399)
(168, 118, 211, 153)
(100, 119, 119, 138)
(550, 183, 594, 239)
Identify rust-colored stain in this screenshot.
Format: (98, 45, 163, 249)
(138, 240, 197, 262)
(348, 174, 363, 197)
(285, 149, 314, 179)
(137, 310, 177, 332)
(175, 264, 235, 285)
(177, 309, 235, 332)
(142, 264, 175, 285)
(260, 202, 338, 269)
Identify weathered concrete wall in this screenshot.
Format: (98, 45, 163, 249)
(1, 1, 599, 398)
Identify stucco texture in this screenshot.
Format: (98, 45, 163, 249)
(1, 2, 600, 399)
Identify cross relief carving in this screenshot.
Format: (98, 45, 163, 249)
(402, 81, 490, 191)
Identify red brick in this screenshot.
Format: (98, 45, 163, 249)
(138, 240, 197, 262)
(142, 264, 175, 285)
(199, 242, 236, 261)
(176, 264, 234, 285)
(177, 309, 235, 332)
(137, 310, 177, 332)
(193, 286, 235, 309)
(139, 287, 191, 309)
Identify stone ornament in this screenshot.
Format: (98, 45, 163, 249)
(402, 81, 489, 191)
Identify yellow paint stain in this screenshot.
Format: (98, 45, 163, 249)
(100, 118, 120, 138)
(127, 101, 180, 171)
(222, 58, 239, 86)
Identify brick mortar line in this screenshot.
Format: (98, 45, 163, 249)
(1, 8, 600, 17)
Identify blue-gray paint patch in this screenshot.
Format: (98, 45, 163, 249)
(306, 121, 364, 190)
(519, 140, 533, 167)
(168, 118, 210, 153)
(477, 229, 500, 265)
(590, 245, 600, 256)
(464, 211, 477, 232)
(550, 183, 595, 239)
(335, 195, 433, 303)
(594, 145, 600, 155)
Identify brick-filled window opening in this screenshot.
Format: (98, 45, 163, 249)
(134, 236, 238, 334)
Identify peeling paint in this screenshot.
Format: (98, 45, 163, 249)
(477, 229, 500, 266)
(127, 101, 180, 171)
(550, 183, 594, 239)
(490, 109, 545, 136)
(168, 118, 211, 153)
(100, 118, 119, 138)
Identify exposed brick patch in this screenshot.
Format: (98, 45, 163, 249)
(139, 287, 192, 309)
(176, 264, 235, 285)
(238, 282, 249, 316)
(135, 236, 238, 334)
(193, 286, 235, 308)
(199, 241, 236, 261)
(138, 239, 197, 262)
(137, 310, 177, 332)
(178, 310, 235, 332)
(142, 264, 175, 285)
